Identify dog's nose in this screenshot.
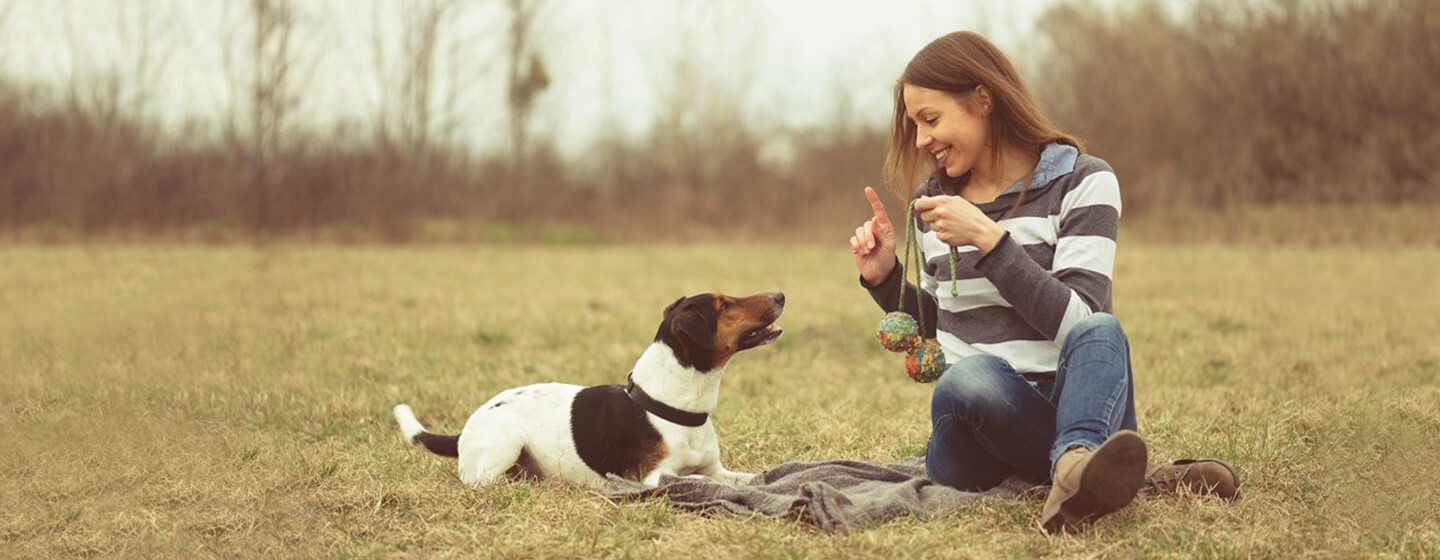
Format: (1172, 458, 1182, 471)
(772, 292, 785, 307)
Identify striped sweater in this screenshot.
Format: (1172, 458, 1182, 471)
(863, 143, 1121, 384)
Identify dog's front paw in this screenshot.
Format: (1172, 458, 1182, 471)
(678, 473, 738, 486)
(710, 470, 754, 486)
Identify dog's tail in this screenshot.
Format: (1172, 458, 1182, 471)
(393, 404, 459, 458)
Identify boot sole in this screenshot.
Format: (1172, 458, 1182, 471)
(1041, 430, 1148, 534)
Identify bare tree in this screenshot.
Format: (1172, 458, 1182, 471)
(438, 19, 490, 152)
(373, 0, 472, 155)
(55, 1, 166, 131)
(218, 0, 302, 229)
(0, 0, 16, 69)
(650, 0, 763, 193)
(400, 0, 445, 154)
(249, 0, 298, 163)
(369, 3, 394, 148)
(117, 0, 173, 120)
(505, 0, 550, 173)
(59, 1, 109, 120)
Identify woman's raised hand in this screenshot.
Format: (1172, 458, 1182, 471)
(851, 187, 899, 285)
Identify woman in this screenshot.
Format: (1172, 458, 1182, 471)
(848, 31, 1238, 533)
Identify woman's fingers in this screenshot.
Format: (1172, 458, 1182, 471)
(853, 217, 894, 257)
(914, 195, 957, 223)
(855, 185, 900, 256)
(912, 196, 937, 211)
(864, 187, 891, 229)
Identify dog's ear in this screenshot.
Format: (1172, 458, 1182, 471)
(668, 305, 716, 371)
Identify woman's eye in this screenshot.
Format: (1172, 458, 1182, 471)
(925, 117, 938, 125)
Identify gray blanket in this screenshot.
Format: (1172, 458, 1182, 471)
(606, 458, 1044, 532)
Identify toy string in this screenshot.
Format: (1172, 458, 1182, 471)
(896, 198, 962, 334)
(897, 200, 922, 329)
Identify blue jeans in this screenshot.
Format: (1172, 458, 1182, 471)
(924, 313, 1138, 491)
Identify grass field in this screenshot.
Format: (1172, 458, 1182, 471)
(2, 242, 1438, 558)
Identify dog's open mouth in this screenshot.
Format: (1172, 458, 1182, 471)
(740, 324, 783, 348)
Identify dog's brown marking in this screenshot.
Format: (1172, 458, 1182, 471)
(624, 441, 670, 482)
(709, 293, 782, 368)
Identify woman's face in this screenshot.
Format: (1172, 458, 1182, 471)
(902, 83, 989, 179)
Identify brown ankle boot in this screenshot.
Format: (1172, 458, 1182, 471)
(1041, 430, 1148, 534)
(1144, 459, 1241, 500)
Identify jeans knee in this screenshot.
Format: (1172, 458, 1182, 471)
(931, 356, 1013, 422)
(1065, 312, 1126, 347)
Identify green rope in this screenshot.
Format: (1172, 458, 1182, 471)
(948, 246, 959, 297)
(896, 198, 966, 330)
(898, 199, 964, 318)
(911, 202, 926, 331)
(896, 199, 921, 330)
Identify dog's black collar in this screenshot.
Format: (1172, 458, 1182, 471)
(625, 372, 709, 427)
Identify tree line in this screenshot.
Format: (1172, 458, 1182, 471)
(0, 0, 1434, 242)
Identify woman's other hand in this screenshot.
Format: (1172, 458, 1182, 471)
(913, 195, 1006, 254)
(852, 187, 898, 285)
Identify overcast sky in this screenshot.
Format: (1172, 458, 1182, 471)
(1, 0, 1079, 156)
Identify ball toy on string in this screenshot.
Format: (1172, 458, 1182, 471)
(874, 197, 960, 383)
(877, 311, 920, 352)
(905, 341, 947, 383)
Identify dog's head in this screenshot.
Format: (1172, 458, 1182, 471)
(655, 292, 785, 372)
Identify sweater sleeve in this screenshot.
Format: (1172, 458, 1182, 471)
(974, 171, 1121, 343)
(860, 258, 940, 339)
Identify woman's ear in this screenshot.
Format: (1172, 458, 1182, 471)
(974, 85, 993, 116)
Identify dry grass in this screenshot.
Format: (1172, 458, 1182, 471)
(2, 242, 1438, 558)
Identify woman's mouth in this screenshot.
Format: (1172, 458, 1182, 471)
(934, 148, 950, 166)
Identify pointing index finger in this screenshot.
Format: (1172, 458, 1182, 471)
(864, 187, 891, 227)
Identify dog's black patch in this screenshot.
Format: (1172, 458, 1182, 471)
(571, 385, 667, 481)
(413, 431, 459, 457)
(504, 447, 543, 480)
(656, 295, 719, 372)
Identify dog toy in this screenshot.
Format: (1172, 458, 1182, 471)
(874, 198, 958, 383)
(877, 311, 920, 352)
(905, 341, 946, 383)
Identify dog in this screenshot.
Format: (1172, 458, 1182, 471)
(393, 292, 784, 488)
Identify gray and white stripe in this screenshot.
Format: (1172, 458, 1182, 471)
(866, 154, 1121, 380)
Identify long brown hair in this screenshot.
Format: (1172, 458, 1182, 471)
(883, 31, 1083, 214)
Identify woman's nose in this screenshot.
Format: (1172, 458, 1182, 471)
(915, 134, 932, 150)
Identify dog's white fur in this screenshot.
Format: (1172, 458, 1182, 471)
(394, 341, 753, 488)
